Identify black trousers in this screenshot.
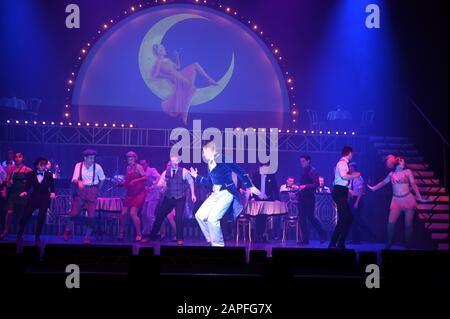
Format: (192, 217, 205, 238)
(150, 196, 186, 240)
(298, 196, 325, 242)
(17, 196, 49, 239)
(330, 185, 353, 247)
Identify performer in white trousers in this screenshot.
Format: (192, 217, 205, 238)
(189, 142, 260, 247)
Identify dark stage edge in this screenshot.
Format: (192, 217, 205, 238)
(1, 235, 416, 257)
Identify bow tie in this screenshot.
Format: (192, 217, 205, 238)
(37, 172, 44, 176)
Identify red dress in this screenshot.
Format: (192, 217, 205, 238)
(123, 166, 146, 209)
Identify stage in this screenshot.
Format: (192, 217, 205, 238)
(0, 0, 448, 301)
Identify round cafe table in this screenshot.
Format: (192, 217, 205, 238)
(244, 200, 288, 241)
(96, 197, 123, 212)
(245, 200, 288, 216)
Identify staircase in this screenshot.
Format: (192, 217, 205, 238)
(371, 136, 449, 250)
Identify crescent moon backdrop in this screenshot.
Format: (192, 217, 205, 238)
(138, 13, 235, 106)
(72, 4, 289, 128)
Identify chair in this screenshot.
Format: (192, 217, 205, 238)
(102, 211, 121, 240)
(305, 109, 321, 130)
(51, 195, 73, 235)
(235, 190, 253, 243)
(361, 109, 376, 133)
(282, 201, 301, 243)
(26, 98, 42, 120)
(236, 213, 252, 243)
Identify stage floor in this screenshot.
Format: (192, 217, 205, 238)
(2, 234, 414, 257)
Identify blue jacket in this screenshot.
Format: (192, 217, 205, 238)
(195, 162, 253, 220)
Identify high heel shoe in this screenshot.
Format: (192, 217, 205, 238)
(135, 235, 142, 242)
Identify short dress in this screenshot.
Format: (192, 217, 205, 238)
(123, 167, 146, 209)
(390, 170, 417, 211)
(6, 166, 32, 211)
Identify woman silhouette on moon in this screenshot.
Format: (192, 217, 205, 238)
(150, 44, 218, 123)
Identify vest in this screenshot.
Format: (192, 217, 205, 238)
(165, 168, 185, 199)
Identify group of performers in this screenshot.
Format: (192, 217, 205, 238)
(0, 144, 427, 249)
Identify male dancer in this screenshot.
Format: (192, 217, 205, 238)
(64, 149, 105, 244)
(189, 141, 260, 247)
(298, 155, 327, 245)
(17, 157, 55, 244)
(328, 146, 360, 249)
(1, 149, 15, 169)
(144, 155, 196, 245)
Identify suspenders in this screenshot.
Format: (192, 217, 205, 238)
(78, 162, 96, 185)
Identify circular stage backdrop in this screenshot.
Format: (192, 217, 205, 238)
(72, 4, 290, 128)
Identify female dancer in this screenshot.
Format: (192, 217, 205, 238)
(0, 152, 32, 240)
(17, 157, 55, 244)
(368, 157, 427, 249)
(189, 141, 260, 247)
(150, 44, 218, 123)
(118, 151, 147, 241)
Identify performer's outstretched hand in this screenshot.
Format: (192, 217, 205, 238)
(367, 185, 375, 191)
(189, 167, 198, 178)
(249, 186, 261, 196)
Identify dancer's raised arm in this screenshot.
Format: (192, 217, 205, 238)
(367, 174, 391, 192)
(190, 166, 213, 189)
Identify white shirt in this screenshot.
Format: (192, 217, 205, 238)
(280, 184, 299, 192)
(72, 162, 105, 186)
(36, 172, 44, 184)
(1, 160, 14, 169)
(144, 167, 160, 186)
(334, 157, 350, 187)
(209, 160, 221, 192)
(208, 159, 217, 172)
(316, 185, 331, 194)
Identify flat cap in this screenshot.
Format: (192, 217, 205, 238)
(82, 149, 97, 156)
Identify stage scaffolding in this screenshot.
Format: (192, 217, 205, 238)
(0, 123, 369, 154)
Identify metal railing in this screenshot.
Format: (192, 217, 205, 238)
(407, 96, 448, 188)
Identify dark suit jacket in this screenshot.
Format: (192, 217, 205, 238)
(196, 163, 253, 197)
(24, 171, 55, 207)
(299, 166, 319, 200)
(251, 172, 279, 201)
(195, 162, 253, 219)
